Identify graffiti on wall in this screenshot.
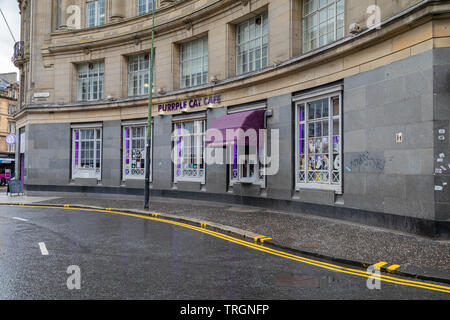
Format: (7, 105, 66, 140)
(346, 152, 393, 173)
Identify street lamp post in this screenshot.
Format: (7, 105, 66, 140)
(144, 0, 156, 209)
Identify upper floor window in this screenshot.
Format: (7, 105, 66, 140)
(57, 0, 62, 28)
(77, 62, 104, 101)
(302, 0, 345, 53)
(8, 121, 16, 134)
(236, 12, 268, 75)
(138, 0, 154, 15)
(180, 37, 208, 89)
(8, 105, 16, 115)
(128, 53, 154, 96)
(86, 0, 105, 27)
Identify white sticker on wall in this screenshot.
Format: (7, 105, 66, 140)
(439, 129, 446, 135)
(438, 136, 445, 141)
(440, 153, 445, 158)
(437, 158, 443, 163)
(435, 169, 443, 174)
(435, 186, 443, 191)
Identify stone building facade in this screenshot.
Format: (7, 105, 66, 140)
(13, 0, 450, 238)
(0, 73, 18, 159)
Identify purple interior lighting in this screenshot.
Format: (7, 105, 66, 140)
(125, 129, 130, 165)
(177, 123, 181, 177)
(233, 142, 237, 178)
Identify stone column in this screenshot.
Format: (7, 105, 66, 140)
(110, 0, 125, 21)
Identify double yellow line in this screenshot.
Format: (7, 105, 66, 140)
(4, 204, 450, 294)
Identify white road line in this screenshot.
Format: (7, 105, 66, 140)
(12, 217, 28, 222)
(38, 242, 49, 256)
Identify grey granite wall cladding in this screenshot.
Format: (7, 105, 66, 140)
(26, 123, 71, 186)
(152, 115, 173, 190)
(433, 48, 450, 221)
(266, 94, 295, 201)
(206, 107, 227, 194)
(343, 50, 435, 220)
(102, 120, 122, 187)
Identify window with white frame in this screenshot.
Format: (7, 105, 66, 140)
(7, 143, 15, 153)
(8, 105, 16, 115)
(236, 12, 268, 75)
(138, 0, 154, 15)
(295, 90, 342, 191)
(180, 37, 208, 88)
(128, 53, 154, 96)
(172, 119, 205, 183)
(72, 127, 102, 180)
(302, 0, 345, 53)
(77, 62, 104, 101)
(86, 0, 105, 28)
(123, 125, 149, 180)
(228, 140, 266, 187)
(8, 121, 15, 134)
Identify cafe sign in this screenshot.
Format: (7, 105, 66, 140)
(157, 94, 222, 113)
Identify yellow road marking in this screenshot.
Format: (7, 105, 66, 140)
(254, 236, 267, 243)
(374, 261, 389, 270)
(260, 237, 272, 244)
(201, 222, 209, 229)
(387, 264, 401, 272)
(2, 204, 449, 294)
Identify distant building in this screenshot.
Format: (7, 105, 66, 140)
(13, 0, 450, 238)
(0, 72, 18, 173)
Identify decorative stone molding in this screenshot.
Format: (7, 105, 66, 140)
(184, 18, 193, 30)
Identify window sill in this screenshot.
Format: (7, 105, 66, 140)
(174, 178, 205, 185)
(295, 183, 342, 194)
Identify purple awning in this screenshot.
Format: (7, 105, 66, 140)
(206, 109, 266, 147)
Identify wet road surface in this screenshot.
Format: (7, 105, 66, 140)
(0, 206, 448, 300)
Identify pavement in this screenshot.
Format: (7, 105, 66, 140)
(0, 192, 449, 284)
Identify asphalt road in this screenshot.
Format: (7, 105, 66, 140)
(0, 205, 448, 300)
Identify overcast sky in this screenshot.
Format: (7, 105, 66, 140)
(0, 0, 20, 79)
